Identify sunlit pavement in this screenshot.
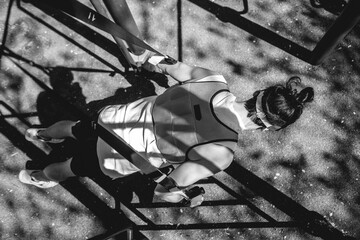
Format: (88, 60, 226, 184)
(0, 0, 359, 239)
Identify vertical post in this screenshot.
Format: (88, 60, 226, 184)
(177, 0, 183, 62)
(310, 0, 360, 65)
(127, 228, 133, 240)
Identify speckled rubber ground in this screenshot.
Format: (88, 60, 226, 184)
(0, 0, 359, 239)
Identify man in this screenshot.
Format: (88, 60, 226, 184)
(19, 55, 314, 203)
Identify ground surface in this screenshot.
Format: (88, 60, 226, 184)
(0, 0, 360, 239)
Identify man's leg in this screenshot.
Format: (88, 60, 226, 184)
(103, 0, 145, 56)
(34, 158, 76, 182)
(25, 120, 79, 144)
(21, 120, 96, 187)
(19, 158, 76, 188)
(91, 0, 149, 68)
(37, 120, 78, 140)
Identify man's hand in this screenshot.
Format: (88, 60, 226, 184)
(141, 54, 177, 73)
(143, 53, 217, 82)
(154, 183, 186, 203)
(141, 57, 162, 73)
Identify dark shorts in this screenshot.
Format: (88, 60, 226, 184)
(69, 120, 104, 177)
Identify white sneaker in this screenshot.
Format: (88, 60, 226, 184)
(19, 170, 58, 188)
(25, 128, 64, 144)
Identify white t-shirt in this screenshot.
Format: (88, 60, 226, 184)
(96, 75, 228, 179)
(96, 95, 163, 179)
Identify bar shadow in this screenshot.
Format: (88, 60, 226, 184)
(0, 104, 144, 239)
(16, 0, 128, 72)
(0, 47, 158, 238)
(0, 100, 299, 238)
(1, 101, 298, 240)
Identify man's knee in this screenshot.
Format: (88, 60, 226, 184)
(71, 120, 97, 141)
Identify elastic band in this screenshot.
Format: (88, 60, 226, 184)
(255, 91, 273, 128)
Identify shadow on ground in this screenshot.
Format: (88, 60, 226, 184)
(0, 0, 360, 239)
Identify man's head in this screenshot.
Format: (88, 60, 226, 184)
(245, 77, 314, 130)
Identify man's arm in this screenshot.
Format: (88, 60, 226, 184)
(143, 55, 218, 83)
(158, 61, 217, 83)
(154, 143, 234, 202)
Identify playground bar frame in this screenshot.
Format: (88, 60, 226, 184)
(188, 0, 360, 65)
(8, 0, 358, 239)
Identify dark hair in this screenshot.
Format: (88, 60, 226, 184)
(245, 77, 314, 129)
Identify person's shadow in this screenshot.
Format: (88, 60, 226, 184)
(36, 67, 86, 126)
(35, 67, 170, 205)
(86, 70, 169, 116)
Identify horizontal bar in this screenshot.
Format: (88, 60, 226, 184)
(136, 221, 300, 230)
(131, 199, 248, 208)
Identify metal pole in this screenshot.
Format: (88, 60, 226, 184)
(177, 0, 182, 62)
(224, 162, 356, 240)
(310, 0, 360, 65)
(127, 229, 133, 240)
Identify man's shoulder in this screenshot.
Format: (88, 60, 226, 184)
(190, 142, 236, 159)
(189, 142, 235, 169)
(189, 74, 227, 84)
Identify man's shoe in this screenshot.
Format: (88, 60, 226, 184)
(25, 128, 64, 144)
(19, 170, 58, 188)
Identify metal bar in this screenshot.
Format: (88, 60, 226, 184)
(210, 177, 277, 223)
(87, 226, 133, 240)
(187, 0, 313, 64)
(136, 221, 300, 231)
(310, 0, 360, 65)
(177, 0, 183, 61)
(224, 162, 355, 240)
(131, 199, 247, 208)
